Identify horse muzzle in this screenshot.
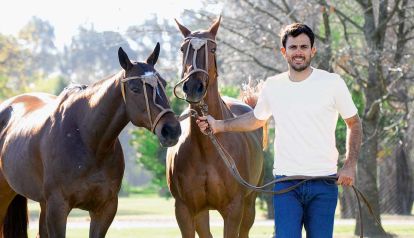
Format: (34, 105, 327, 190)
(154, 114, 181, 147)
(182, 75, 208, 104)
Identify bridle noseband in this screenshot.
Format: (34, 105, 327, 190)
(173, 36, 217, 103)
(121, 72, 174, 132)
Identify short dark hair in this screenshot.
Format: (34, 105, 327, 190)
(280, 23, 315, 48)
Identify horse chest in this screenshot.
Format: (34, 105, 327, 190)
(175, 162, 235, 208)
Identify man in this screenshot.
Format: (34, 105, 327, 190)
(196, 23, 362, 238)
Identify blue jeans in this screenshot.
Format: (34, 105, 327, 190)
(273, 175, 338, 238)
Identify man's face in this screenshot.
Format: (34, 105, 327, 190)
(281, 33, 316, 72)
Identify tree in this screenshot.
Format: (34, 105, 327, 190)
(0, 33, 28, 92)
(125, 15, 183, 81)
(61, 26, 132, 83)
(18, 16, 58, 76)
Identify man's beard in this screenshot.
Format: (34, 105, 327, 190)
(288, 57, 311, 72)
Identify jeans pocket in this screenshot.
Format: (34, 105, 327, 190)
(322, 179, 337, 186)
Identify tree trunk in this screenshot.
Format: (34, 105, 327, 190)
(378, 148, 398, 214)
(401, 104, 414, 214)
(339, 187, 356, 218)
(355, 0, 390, 236)
(379, 145, 413, 214)
(394, 145, 413, 214)
(356, 117, 384, 237)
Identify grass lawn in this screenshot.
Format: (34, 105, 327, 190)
(27, 194, 414, 237)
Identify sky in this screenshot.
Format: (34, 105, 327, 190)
(1, 0, 219, 48)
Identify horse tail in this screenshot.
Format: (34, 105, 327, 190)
(3, 195, 28, 238)
(0, 106, 12, 134)
(240, 79, 268, 150)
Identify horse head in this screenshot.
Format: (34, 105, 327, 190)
(118, 43, 181, 147)
(174, 17, 221, 104)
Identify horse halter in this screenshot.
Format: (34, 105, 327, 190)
(174, 36, 217, 103)
(121, 72, 174, 132)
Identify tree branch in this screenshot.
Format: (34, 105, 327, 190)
(219, 24, 274, 50)
(321, 2, 364, 31)
(221, 40, 281, 73)
(241, 0, 284, 24)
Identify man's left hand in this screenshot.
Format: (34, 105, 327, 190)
(337, 165, 356, 186)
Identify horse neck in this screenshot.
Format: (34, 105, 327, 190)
(81, 71, 128, 153)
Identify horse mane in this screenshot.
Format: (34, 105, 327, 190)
(240, 79, 269, 150)
(57, 83, 88, 102)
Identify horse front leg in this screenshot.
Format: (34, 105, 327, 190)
(238, 192, 258, 238)
(45, 194, 70, 238)
(175, 199, 196, 238)
(195, 210, 213, 238)
(221, 196, 244, 238)
(89, 196, 118, 238)
(37, 202, 48, 238)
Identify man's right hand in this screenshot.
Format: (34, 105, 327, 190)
(196, 115, 221, 134)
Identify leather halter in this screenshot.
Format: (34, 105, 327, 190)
(173, 36, 217, 103)
(121, 72, 173, 132)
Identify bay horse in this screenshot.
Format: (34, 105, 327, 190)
(0, 43, 181, 238)
(166, 17, 264, 238)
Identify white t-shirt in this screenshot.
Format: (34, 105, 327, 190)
(254, 68, 357, 176)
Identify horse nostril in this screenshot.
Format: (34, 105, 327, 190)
(161, 123, 180, 139)
(197, 82, 204, 93)
(183, 82, 188, 93)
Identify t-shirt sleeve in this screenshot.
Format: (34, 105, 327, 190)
(334, 76, 358, 119)
(253, 82, 272, 120)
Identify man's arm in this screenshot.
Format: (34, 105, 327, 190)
(196, 111, 267, 134)
(337, 114, 362, 186)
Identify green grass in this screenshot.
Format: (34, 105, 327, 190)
(29, 226, 274, 238)
(28, 225, 414, 238)
(27, 195, 414, 238)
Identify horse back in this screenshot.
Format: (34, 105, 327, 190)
(0, 93, 57, 140)
(221, 96, 263, 140)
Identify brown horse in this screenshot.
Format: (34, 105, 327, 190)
(167, 17, 264, 238)
(0, 43, 181, 238)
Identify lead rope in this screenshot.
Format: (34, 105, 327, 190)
(176, 100, 387, 238)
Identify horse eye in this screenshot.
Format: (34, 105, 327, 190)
(180, 47, 184, 52)
(128, 82, 142, 93)
(211, 48, 216, 54)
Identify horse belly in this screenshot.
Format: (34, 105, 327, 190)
(71, 175, 122, 211)
(1, 137, 44, 201)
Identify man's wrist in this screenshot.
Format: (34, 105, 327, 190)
(343, 158, 357, 168)
(218, 120, 225, 133)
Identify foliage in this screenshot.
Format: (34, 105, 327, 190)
(219, 84, 239, 98)
(130, 128, 168, 195)
(62, 27, 132, 83)
(335, 86, 365, 156)
(0, 75, 14, 100)
(18, 16, 58, 75)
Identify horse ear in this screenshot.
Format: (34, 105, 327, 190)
(146, 42, 160, 66)
(118, 47, 133, 70)
(175, 19, 191, 37)
(208, 16, 221, 38)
